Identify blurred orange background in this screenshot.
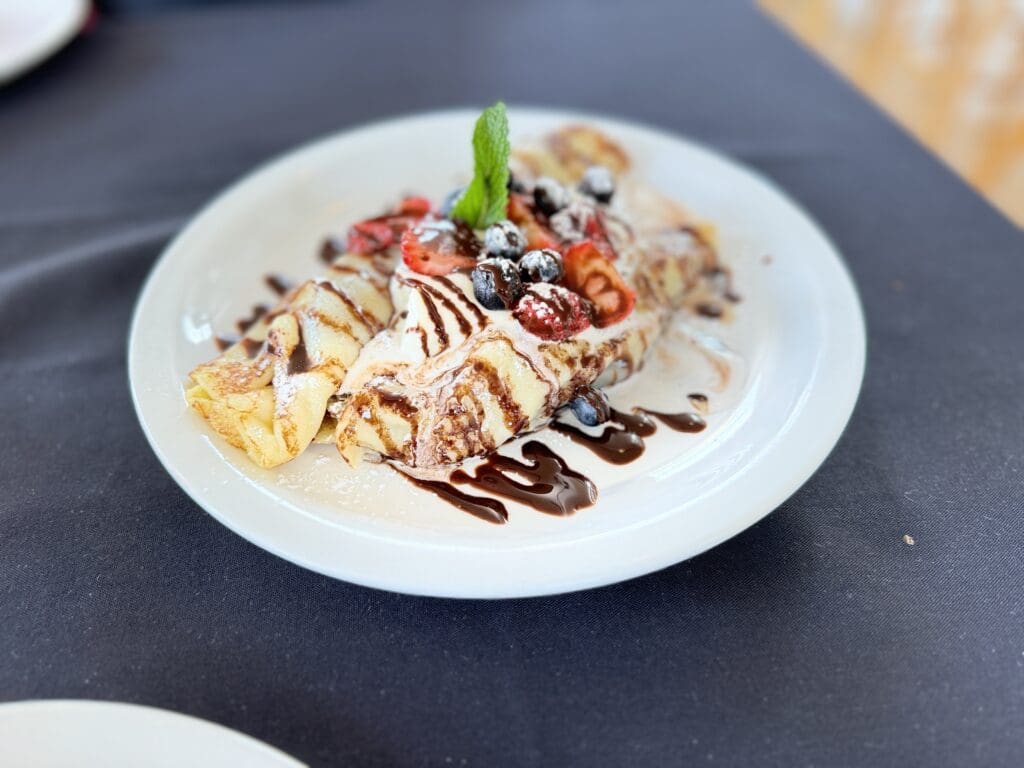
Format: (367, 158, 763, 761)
(762, 0, 1024, 227)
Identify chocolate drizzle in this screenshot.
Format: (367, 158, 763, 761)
(550, 396, 706, 463)
(396, 391, 711, 523)
(319, 236, 344, 264)
(264, 273, 293, 296)
(237, 304, 271, 333)
(315, 279, 380, 333)
(404, 278, 472, 337)
(451, 441, 596, 517)
(408, 326, 429, 356)
(378, 389, 417, 420)
(550, 420, 645, 464)
(695, 302, 724, 319)
(550, 407, 654, 464)
(396, 441, 596, 524)
(413, 283, 449, 350)
(213, 273, 293, 353)
(286, 321, 310, 375)
(400, 474, 509, 525)
(441, 219, 483, 260)
(435, 276, 488, 328)
(641, 410, 706, 433)
(213, 334, 236, 352)
(413, 217, 482, 263)
(700, 265, 742, 312)
(609, 408, 658, 437)
(214, 334, 264, 358)
(471, 358, 525, 435)
(240, 337, 265, 358)
(709, 266, 742, 304)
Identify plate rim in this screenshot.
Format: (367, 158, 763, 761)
(128, 105, 867, 599)
(0, 0, 90, 85)
(0, 699, 305, 766)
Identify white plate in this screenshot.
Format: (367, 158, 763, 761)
(0, 700, 304, 767)
(0, 0, 88, 85)
(129, 108, 865, 598)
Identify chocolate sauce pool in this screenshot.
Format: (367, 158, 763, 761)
(397, 441, 595, 524)
(401, 391, 709, 523)
(642, 410, 707, 433)
(550, 408, 654, 464)
(549, 395, 707, 464)
(451, 441, 596, 517)
(401, 474, 509, 525)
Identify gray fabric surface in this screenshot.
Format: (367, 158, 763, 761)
(1, 1, 1022, 766)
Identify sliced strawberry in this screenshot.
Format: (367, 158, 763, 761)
(514, 284, 592, 341)
(583, 210, 618, 261)
(401, 218, 480, 275)
(346, 219, 397, 254)
(561, 240, 636, 327)
(396, 196, 432, 217)
(507, 194, 560, 250)
(346, 197, 433, 254)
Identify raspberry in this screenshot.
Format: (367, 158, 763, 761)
(513, 284, 592, 341)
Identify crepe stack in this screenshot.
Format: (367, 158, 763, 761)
(185, 126, 724, 473)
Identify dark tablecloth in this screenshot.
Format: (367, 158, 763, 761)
(2, 2, 1023, 766)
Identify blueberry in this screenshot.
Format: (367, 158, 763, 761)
(568, 388, 611, 427)
(579, 165, 615, 203)
(533, 176, 569, 216)
(483, 220, 526, 260)
(507, 171, 531, 194)
(519, 249, 564, 283)
(472, 258, 523, 310)
(440, 186, 466, 216)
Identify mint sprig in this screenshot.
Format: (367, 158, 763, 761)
(450, 101, 510, 230)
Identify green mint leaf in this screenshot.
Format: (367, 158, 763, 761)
(451, 101, 510, 229)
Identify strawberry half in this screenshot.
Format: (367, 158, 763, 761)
(583, 210, 618, 261)
(346, 219, 397, 254)
(561, 240, 636, 327)
(401, 217, 480, 275)
(507, 194, 560, 250)
(396, 196, 432, 217)
(346, 197, 433, 254)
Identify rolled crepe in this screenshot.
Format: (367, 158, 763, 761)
(332, 231, 713, 469)
(185, 252, 394, 468)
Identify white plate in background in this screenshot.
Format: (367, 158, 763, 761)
(0, 0, 88, 84)
(0, 700, 304, 767)
(129, 108, 865, 598)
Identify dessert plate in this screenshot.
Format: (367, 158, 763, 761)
(0, 700, 304, 767)
(129, 108, 865, 598)
(0, 0, 89, 84)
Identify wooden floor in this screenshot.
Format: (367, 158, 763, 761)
(761, 0, 1024, 226)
